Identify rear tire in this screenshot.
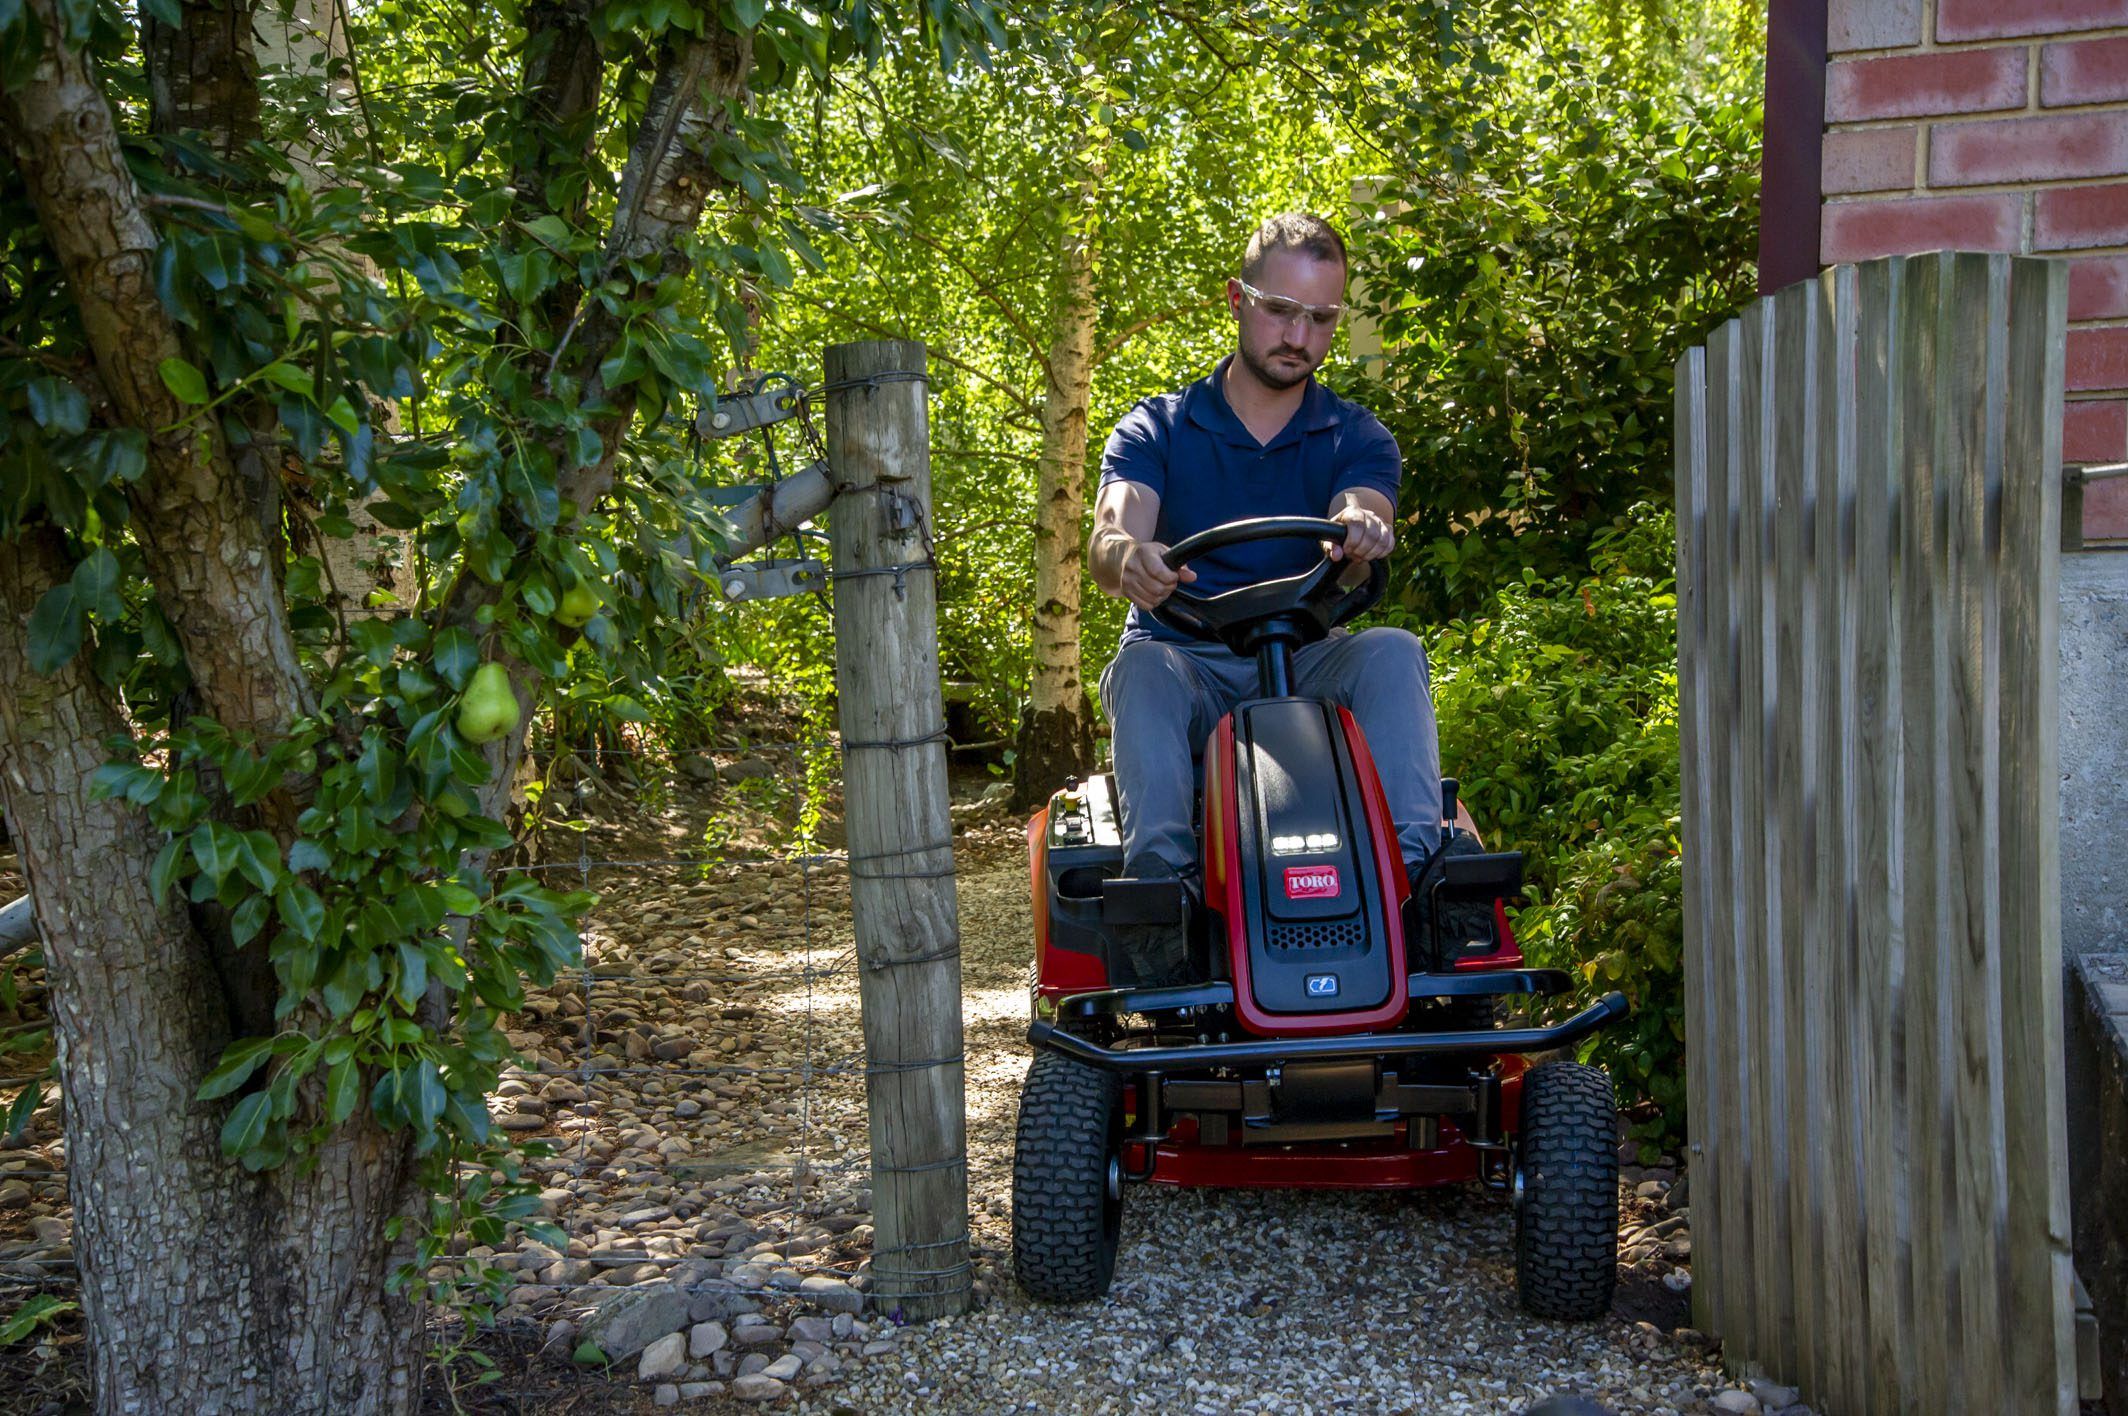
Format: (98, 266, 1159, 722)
(1012, 1050, 1125, 1302)
(1513, 1061, 1618, 1320)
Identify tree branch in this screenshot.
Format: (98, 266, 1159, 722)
(545, 27, 751, 516)
(900, 225, 1053, 377)
(779, 286, 1043, 425)
(1091, 295, 1221, 368)
(3, 0, 312, 743)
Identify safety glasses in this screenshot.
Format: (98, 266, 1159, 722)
(1236, 277, 1344, 330)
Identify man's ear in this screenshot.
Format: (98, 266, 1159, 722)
(1225, 277, 1242, 317)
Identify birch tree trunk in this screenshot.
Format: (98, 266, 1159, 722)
(1011, 149, 1105, 809)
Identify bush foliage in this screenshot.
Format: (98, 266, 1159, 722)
(1411, 507, 1685, 1150)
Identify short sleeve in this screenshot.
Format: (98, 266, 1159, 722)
(1097, 399, 1168, 500)
(1330, 410, 1401, 511)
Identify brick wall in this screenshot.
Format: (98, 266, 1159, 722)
(1822, 0, 2128, 540)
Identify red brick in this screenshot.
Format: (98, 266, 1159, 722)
(2067, 325, 2128, 391)
(1820, 194, 2024, 264)
(2069, 255, 2128, 318)
(1930, 111, 2128, 187)
(2064, 400, 2128, 461)
(1938, 0, 2128, 42)
(2042, 35, 2128, 106)
(1830, 0, 1923, 51)
(2037, 183, 2128, 249)
(1827, 50, 2026, 121)
(1822, 126, 1919, 193)
(2084, 476, 2128, 540)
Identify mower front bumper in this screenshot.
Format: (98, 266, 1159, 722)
(1027, 990, 1631, 1073)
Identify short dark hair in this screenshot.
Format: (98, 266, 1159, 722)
(1241, 213, 1347, 282)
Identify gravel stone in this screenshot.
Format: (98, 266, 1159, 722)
(636, 1331, 686, 1381)
(731, 1374, 787, 1402)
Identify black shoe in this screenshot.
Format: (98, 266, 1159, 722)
(1109, 856, 1195, 988)
(1403, 830, 1496, 971)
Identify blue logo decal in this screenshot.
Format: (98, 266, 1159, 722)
(1305, 973, 1339, 997)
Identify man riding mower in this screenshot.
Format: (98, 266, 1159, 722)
(1011, 517, 1630, 1318)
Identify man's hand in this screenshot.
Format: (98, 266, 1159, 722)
(1116, 540, 1197, 612)
(1326, 501, 1394, 563)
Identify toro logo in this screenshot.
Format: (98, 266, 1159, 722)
(1283, 865, 1340, 900)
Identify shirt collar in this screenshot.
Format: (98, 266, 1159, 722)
(1184, 355, 1344, 449)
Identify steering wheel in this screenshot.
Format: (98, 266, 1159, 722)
(1146, 516, 1385, 655)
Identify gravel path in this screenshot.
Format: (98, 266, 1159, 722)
(786, 818, 1744, 1416)
(0, 767, 1787, 1416)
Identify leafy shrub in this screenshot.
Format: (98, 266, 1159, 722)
(1394, 505, 1684, 1150)
(1345, 14, 1761, 625)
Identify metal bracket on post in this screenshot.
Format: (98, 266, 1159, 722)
(2065, 461, 2128, 553)
(716, 558, 826, 601)
(696, 385, 801, 439)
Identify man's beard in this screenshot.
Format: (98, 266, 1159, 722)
(1238, 340, 1317, 392)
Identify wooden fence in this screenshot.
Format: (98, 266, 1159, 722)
(1673, 252, 2080, 1414)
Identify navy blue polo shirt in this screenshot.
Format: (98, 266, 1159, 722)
(1098, 356, 1401, 645)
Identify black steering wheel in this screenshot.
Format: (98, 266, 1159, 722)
(1147, 516, 1386, 655)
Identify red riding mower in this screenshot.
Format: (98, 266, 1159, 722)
(1012, 517, 1630, 1318)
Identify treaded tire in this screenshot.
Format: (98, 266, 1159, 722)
(1513, 1060, 1619, 1320)
(1012, 1050, 1124, 1302)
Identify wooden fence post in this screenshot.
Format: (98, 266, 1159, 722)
(822, 339, 971, 1321)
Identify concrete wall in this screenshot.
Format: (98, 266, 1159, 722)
(2063, 552, 2128, 959)
(1821, 0, 2128, 542)
(2069, 952, 2128, 1404)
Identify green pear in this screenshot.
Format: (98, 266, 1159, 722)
(456, 662, 520, 744)
(555, 582, 600, 628)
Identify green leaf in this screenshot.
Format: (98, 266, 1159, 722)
(410, 1059, 446, 1138)
(230, 892, 272, 946)
(26, 584, 82, 675)
(325, 1057, 361, 1124)
(276, 881, 325, 940)
(219, 1091, 273, 1157)
(257, 362, 313, 398)
(287, 838, 331, 875)
(395, 939, 428, 1008)
(321, 949, 368, 1018)
(150, 839, 185, 903)
(158, 357, 209, 405)
(432, 627, 478, 691)
(0, 1295, 76, 1346)
(190, 822, 243, 885)
(25, 377, 87, 434)
(69, 549, 122, 620)
(1, 1080, 40, 1144)
(197, 1037, 275, 1100)
(236, 829, 283, 891)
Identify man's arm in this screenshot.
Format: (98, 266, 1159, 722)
(1089, 480, 1197, 612)
(1326, 486, 1395, 563)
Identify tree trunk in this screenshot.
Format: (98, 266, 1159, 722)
(1011, 152, 1104, 810)
(0, 532, 423, 1416)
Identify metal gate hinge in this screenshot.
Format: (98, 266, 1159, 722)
(717, 558, 826, 601)
(696, 387, 800, 439)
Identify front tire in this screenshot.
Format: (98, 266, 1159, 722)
(1513, 1061, 1618, 1320)
(1012, 1050, 1125, 1302)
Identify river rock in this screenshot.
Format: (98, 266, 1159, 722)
(579, 1279, 689, 1358)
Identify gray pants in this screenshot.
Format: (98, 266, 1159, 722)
(1097, 627, 1444, 876)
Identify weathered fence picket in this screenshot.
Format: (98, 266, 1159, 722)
(1674, 252, 2079, 1415)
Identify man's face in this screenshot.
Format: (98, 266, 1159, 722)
(1227, 249, 1345, 392)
